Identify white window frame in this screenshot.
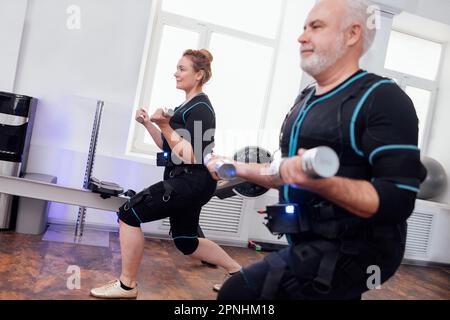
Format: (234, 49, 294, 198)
(127, 0, 287, 158)
(383, 29, 446, 154)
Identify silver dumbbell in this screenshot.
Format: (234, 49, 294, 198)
(299, 146, 340, 178)
(162, 108, 175, 117)
(204, 154, 237, 180)
(137, 108, 174, 124)
(270, 146, 339, 179)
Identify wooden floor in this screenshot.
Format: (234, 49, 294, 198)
(0, 229, 449, 300)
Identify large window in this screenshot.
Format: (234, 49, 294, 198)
(384, 30, 444, 150)
(129, 0, 319, 159)
(129, 0, 287, 157)
(385, 31, 442, 81)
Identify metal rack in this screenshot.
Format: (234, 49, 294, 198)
(74, 100, 104, 241)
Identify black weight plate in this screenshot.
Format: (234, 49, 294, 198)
(232, 146, 272, 198)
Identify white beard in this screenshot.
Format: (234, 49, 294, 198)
(301, 35, 347, 77)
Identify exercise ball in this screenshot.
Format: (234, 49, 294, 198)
(418, 156, 448, 200)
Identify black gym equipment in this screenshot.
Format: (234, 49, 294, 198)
(88, 177, 124, 199)
(0, 91, 37, 230)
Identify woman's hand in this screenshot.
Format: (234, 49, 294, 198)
(150, 108, 171, 129)
(135, 108, 150, 125)
(205, 154, 234, 181)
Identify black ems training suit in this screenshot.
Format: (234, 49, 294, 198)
(118, 93, 217, 255)
(218, 70, 426, 300)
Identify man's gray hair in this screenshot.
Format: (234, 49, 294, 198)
(342, 0, 377, 55)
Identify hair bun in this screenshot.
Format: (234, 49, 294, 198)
(182, 48, 213, 85)
(199, 49, 213, 63)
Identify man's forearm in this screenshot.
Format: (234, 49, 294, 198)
(236, 162, 284, 189)
(304, 177, 380, 218)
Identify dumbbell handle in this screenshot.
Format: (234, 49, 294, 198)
(300, 146, 339, 178)
(137, 108, 174, 124)
(204, 154, 237, 180)
(272, 146, 339, 179)
(162, 108, 175, 117)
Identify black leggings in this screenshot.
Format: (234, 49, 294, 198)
(118, 167, 216, 251)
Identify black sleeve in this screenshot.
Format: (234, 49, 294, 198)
(183, 103, 215, 163)
(360, 82, 424, 223)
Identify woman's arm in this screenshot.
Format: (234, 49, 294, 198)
(150, 108, 196, 163)
(136, 108, 163, 150)
(159, 125, 195, 164)
(145, 122, 164, 150)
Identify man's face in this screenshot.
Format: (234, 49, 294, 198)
(298, 0, 348, 77)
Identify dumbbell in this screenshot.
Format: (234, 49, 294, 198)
(208, 146, 339, 200)
(137, 108, 174, 124)
(162, 108, 175, 117)
(276, 146, 340, 179)
(206, 146, 273, 199)
(203, 154, 237, 180)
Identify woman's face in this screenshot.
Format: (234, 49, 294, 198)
(174, 56, 203, 92)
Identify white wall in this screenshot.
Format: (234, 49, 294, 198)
(0, 0, 28, 91)
(11, 0, 169, 234)
(373, 0, 450, 26)
(409, 0, 450, 26)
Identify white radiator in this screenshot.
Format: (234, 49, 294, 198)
(404, 199, 450, 264)
(160, 196, 246, 240)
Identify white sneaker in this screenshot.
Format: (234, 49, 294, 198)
(90, 279, 138, 299)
